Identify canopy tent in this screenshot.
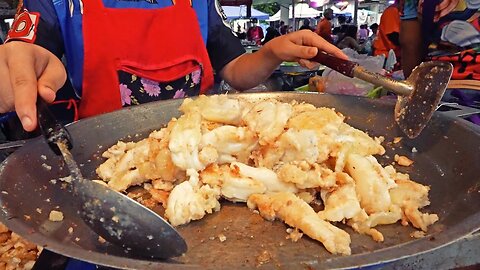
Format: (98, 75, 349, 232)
(252, 0, 301, 4)
(357, 9, 379, 25)
(330, 5, 353, 16)
(223, 5, 270, 20)
(267, 3, 321, 21)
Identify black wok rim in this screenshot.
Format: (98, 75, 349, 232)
(1, 92, 479, 270)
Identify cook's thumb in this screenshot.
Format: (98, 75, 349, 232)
(37, 55, 67, 103)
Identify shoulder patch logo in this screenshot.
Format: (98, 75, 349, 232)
(214, 0, 237, 36)
(116, 0, 159, 3)
(214, 0, 228, 22)
(5, 9, 39, 43)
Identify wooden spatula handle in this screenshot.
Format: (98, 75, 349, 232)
(310, 52, 358, 78)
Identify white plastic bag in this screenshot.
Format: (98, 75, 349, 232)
(322, 48, 385, 96)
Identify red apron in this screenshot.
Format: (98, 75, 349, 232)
(80, 0, 214, 118)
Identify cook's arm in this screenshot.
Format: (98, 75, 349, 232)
(221, 30, 347, 91)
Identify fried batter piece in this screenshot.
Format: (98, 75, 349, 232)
(140, 121, 182, 182)
(201, 125, 258, 164)
(345, 154, 396, 214)
(318, 172, 362, 222)
(169, 113, 213, 171)
(243, 99, 293, 145)
(247, 192, 351, 255)
(165, 169, 221, 226)
(179, 95, 245, 125)
(200, 162, 297, 202)
(97, 138, 151, 191)
(276, 161, 336, 190)
(231, 162, 297, 194)
(330, 123, 385, 172)
(390, 179, 439, 232)
(287, 108, 344, 164)
(252, 129, 319, 169)
(0, 223, 40, 270)
(347, 206, 402, 242)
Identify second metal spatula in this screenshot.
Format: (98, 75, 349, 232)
(36, 99, 187, 259)
(311, 52, 453, 138)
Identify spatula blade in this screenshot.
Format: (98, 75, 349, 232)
(395, 61, 453, 138)
(76, 179, 188, 259)
(56, 142, 187, 259)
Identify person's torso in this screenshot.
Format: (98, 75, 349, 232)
(250, 26, 262, 39)
(318, 19, 330, 32)
(358, 29, 368, 39)
(317, 19, 332, 41)
(52, 0, 210, 95)
(373, 6, 400, 56)
(47, 0, 214, 118)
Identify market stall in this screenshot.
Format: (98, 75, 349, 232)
(267, 3, 321, 21)
(223, 5, 269, 20)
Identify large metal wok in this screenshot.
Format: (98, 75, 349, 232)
(1, 92, 479, 269)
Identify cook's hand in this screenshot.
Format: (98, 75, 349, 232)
(263, 30, 348, 70)
(0, 41, 67, 132)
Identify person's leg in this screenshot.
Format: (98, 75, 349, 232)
(400, 19, 423, 77)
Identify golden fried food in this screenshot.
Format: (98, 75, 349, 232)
(248, 192, 351, 255)
(97, 95, 438, 255)
(0, 223, 40, 270)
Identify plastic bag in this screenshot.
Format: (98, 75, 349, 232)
(322, 48, 385, 96)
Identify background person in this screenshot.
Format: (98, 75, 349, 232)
(333, 15, 348, 45)
(358, 24, 369, 44)
(299, 19, 314, 31)
(262, 24, 281, 45)
(279, 21, 289, 35)
(364, 23, 379, 55)
(369, 23, 379, 41)
(332, 15, 347, 36)
(373, 3, 401, 59)
(247, 19, 264, 46)
(337, 24, 363, 52)
(315, 8, 334, 43)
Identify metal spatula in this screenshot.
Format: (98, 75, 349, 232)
(36, 99, 187, 259)
(311, 52, 453, 138)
